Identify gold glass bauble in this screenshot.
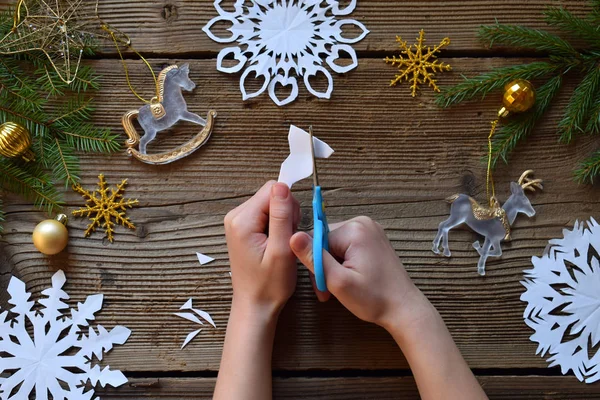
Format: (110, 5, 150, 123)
(498, 79, 536, 117)
(32, 214, 69, 255)
(0, 122, 35, 161)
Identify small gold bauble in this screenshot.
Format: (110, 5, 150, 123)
(32, 214, 69, 255)
(498, 79, 536, 117)
(0, 122, 35, 161)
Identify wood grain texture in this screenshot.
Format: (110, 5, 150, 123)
(0, 0, 591, 54)
(1, 56, 599, 374)
(99, 376, 600, 399)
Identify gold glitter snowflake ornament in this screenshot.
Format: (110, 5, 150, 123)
(384, 30, 451, 97)
(72, 174, 138, 242)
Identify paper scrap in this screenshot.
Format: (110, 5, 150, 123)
(181, 329, 202, 349)
(175, 298, 216, 349)
(175, 311, 204, 325)
(0, 270, 131, 399)
(197, 252, 215, 265)
(278, 125, 334, 188)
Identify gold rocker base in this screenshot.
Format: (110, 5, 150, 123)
(122, 110, 217, 165)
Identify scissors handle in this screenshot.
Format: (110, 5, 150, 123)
(313, 186, 329, 292)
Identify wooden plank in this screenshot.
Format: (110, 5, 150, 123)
(99, 376, 599, 399)
(1, 57, 599, 372)
(0, 1, 591, 54)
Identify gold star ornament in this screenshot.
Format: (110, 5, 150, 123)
(384, 30, 451, 97)
(72, 174, 139, 242)
(0, 0, 100, 84)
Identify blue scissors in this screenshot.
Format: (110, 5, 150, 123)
(309, 126, 329, 292)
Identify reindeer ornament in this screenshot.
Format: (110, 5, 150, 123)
(433, 170, 542, 275)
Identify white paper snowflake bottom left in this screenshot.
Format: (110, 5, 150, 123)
(0, 270, 131, 400)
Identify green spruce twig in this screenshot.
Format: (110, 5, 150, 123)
(437, 2, 600, 183)
(0, 9, 120, 224)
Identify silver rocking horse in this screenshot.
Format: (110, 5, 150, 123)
(432, 170, 543, 275)
(122, 64, 217, 165)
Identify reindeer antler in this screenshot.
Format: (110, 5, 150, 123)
(518, 170, 543, 192)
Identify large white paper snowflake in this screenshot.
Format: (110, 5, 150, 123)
(0, 270, 131, 399)
(521, 218, 600, 383)
(203, 0, 369, 106)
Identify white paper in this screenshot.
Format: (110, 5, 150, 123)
(203, 0, 369, 105)
(192, 308, 216, 328)
(175, 299, 216, 349)
(175, 311, 205, 325)
(0, 270, 131, 399)
(181, 329, 202, 349)
(197, 252, 215, 265)
(521, 217, 600, 383)
(278, 125, 334, 188)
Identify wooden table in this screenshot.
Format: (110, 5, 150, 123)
(2, 0, 600, 398)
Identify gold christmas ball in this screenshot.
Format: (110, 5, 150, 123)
(0, 122, 35, 161)
(32, 214, 69, 255)
(498, 79, 536, 117)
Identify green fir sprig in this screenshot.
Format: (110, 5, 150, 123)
(436, 2, 600, 184)
(0, 9, 120, 229)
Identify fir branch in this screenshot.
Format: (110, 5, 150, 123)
(42, 136, 80, 187)
(586, 89, 600, 133)
(558, 66, 600, 142)
(0, 159, 62, 214)
(491, 75, 563, 165)
(58, 124, 121, 153)
(479, 23, 579, 56)
(436, 62, 559, 107)
(575, 149, 600, 184)
(545, 6, 600, 47)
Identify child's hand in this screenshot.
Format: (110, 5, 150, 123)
(225, 181, 300, 315)
(290, 216, 427, 329)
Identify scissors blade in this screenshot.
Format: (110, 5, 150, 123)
(309, 125, 319, 187)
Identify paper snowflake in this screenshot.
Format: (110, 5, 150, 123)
(203, 0, 369, 106)
(72, 174, 139, 242)
(0, 270, 131, 399)
(521, 218, 600, 383)
(384, 30, 451, 97)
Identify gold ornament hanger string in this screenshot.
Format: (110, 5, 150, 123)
(100, 23, 159, 104)
(92, 1, 158, 104)
(486, 119, 498, 206)
(485, 79, 536, 208)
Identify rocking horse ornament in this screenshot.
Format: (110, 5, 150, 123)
(433, 170, 543, 276)
(122, 64, 217, 164)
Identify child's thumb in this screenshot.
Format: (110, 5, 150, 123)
(290, 232, 345, 289)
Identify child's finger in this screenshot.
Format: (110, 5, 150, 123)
(226, 181, 274, 237)
(290, 231, 353, 295)
(264, 183, 295, 262)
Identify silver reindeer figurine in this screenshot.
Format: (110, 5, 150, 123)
(432, 170, 543, 275)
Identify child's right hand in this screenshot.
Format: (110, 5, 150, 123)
(290, 216, 430, 330)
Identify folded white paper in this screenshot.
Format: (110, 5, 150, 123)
(278, 125, 334, 188)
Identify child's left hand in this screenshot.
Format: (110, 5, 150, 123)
(224, 181, 300, 316)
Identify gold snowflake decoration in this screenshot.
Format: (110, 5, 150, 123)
(72, 174, 139, 242)
(384, 30, 451, 97)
